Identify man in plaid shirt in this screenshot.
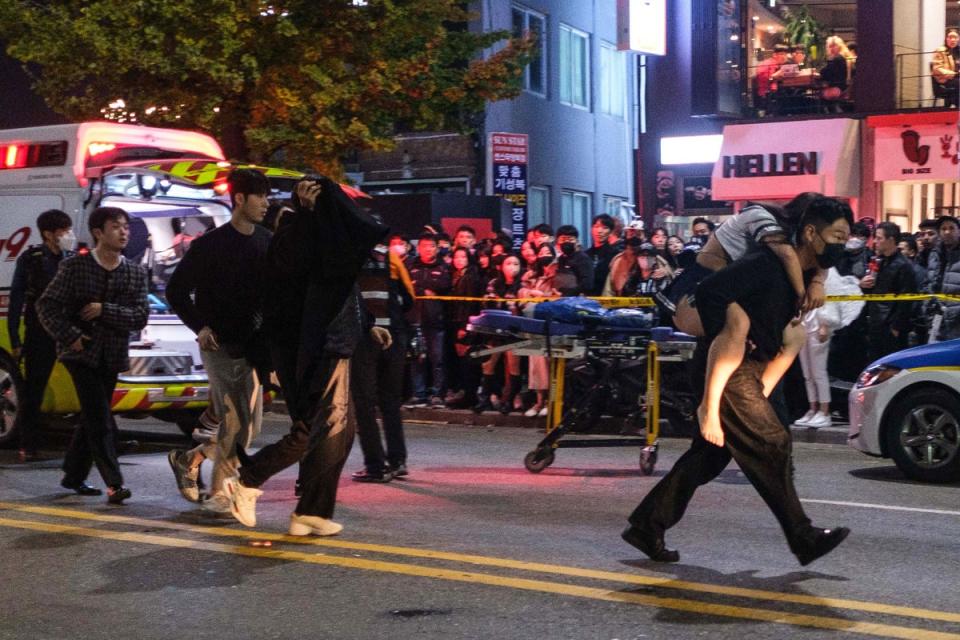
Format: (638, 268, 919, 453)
(37, 206, 149, 504)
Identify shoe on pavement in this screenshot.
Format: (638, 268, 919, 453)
(288, 513, 343, 537)
(404, 397, 428, 409)
(60, 479, 102, 496)
(621, 525, 679, 562)
(806, 411, 832, 429)
(791, 410, 816, 428)
(524, 405, 542, 418)
(351, 467, 393, 483)
(388, 463, 409, 478)
(792, 526, 850, 566)
(167, 449, 200, 502)
(107, 486, 132, 505)
(429, 396, 445, 408)
(200, 493, 233, 515)
(537, 406, 549, 418)
(223, 476, 262, 527)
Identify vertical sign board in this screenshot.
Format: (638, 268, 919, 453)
(488, 133, 529, 250)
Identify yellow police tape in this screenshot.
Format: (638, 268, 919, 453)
(418, 293, 960, 306)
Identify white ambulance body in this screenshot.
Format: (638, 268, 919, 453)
(0, 122, 230, 443)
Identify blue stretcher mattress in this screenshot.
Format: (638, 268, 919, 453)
(467, 310, 695, 343)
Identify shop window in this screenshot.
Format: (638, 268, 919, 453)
(560, 24, 590, 109)
(528, 185, 549, 227)
(512, 6, 547, 96)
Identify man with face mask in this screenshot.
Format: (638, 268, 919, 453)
(623, 196, 852, 567)
(836, 222, 872, 279)
(8, 209, 76, 462)
(553, 225, 594, 297)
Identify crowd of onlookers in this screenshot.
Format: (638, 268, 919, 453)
(392, 215, 715, 416)
(392, 209, 960, 420)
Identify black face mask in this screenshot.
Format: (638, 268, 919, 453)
(817, 241, 846, 269)
(536, 256, 554, 269)
(560, 242, 576, 256)
(625, 236, 642, 248)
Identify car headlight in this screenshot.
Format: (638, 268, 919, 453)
(855, 365, 901, 389)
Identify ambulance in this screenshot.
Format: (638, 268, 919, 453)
(0, 121, 239, 445)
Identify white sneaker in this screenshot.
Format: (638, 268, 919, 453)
(223, 476, 262, 527)
(806, 411, 833, 429)
(524, 405, 541, 418)
(537, 406, 549, 418)
(792, 410, 816, 427)
(200, 492, 232, 515)
(288, 513, 343, 537)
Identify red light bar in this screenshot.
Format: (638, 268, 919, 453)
(87, 142, 117, 157)
(4, 145, 23, 169)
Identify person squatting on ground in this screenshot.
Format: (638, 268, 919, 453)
(351, 238, 416, 483)
(164, 169, 272, 512)
(224, 177, 386, 536)
(666, 194, 827, 448)
(622, 196, 853, 566)
(8, 209, 76, 462)
(37, 207, 149, 503)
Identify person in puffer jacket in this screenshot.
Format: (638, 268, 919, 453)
(794, 269, 864, 429)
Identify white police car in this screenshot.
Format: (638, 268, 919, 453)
(848, 339, 960, 482)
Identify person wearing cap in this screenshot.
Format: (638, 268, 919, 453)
(603, 219, 646, 296)
(623, 243, 673, 296)
(926, 215, 960, 342)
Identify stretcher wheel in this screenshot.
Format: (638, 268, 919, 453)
(524, 449, 555, 473)
(639, 446, 657, 476)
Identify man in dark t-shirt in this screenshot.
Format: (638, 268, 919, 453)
(164, 169, 272, 511)
(623, 196, 853, 567)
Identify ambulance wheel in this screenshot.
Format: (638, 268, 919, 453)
(0, 352, 24, 448)
(639, 447, 657, 476)
(524, 448, 555, 473)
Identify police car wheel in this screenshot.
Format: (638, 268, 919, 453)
(884, 388, 960, 483)
(0, 352, 24, 448)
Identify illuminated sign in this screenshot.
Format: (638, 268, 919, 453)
(660, 135, 723, 165)
(617, 0, 666, 55)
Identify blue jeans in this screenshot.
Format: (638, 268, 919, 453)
(412, 326, 446, 399)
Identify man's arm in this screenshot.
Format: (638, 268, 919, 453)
(99, 267, 150, 333)
(36, 261, 83, 347)
(6, 253, 28, 351)
(165, 242, 206, 334)
(890, 260, 919, 334)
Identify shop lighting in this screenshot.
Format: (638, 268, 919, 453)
(660, 135, 723, 165)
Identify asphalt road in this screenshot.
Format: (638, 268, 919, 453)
(1, 414, 959, 640)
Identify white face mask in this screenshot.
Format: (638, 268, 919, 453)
(845, 237, 865, 251)
(57, 230, 77, 253)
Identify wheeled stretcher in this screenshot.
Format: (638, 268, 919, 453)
(466, 309, 696, 474)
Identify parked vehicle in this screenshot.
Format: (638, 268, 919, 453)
(848, 339, 960, 482)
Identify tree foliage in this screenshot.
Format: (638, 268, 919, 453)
(0, 0, 533, 175)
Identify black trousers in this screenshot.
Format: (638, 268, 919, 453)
(629, 358, 812, 546)
(352, 329, 407, 473)
(62, 361, 123, 488)
(240, 347, 353, 519)
(17, 329, 58, 452)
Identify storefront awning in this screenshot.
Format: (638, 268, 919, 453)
(711, 118, 860, 200)
(867, 111, 959, 183)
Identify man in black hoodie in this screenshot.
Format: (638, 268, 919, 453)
(224, 177, 386, 536)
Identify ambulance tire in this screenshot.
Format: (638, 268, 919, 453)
(0, 352, 25, 448)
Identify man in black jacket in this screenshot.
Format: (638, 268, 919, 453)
(8, 209, 75, 462)
(554, 225, 594, 296)
(586, 214, 621, 296)
(407, 232, 452, 407)
(623, 197, 851, 567)
(224, 177, 386, 535)
(860, 222, 917, 362)
(164, 169, 272, 511)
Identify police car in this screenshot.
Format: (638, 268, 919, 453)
(848, 339, 960, 482)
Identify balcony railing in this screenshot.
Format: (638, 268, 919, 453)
(896, 49, 959, 109)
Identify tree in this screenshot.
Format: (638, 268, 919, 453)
(0, 0, 533, 175)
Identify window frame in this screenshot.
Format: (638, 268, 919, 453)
(561, 189, 593, 239)
(599, 41, 626, 118)
(528, 185, 550, 228)
(511, 5, 547, 97)
(559, 23, 591, 110)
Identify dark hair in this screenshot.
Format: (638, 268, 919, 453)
(36, 209, 72, 235)
(88, 206, 129, 235)
(846, 41, 858, 52)
(691, 217, 715, 231)
(650, 226, 667, 236)
(418, 232, 438, 244)
(591, 214, 615, 230)
(227, 168, 270, 208)
(556, 225, 579, 238)
(797, 197, 854, 243)
(876, 221, 901, 240)
(451, 246, 474, 265)
(850, 222, 871, 238)
(773, 44, 790, 53)
(435, 232, 451, 243)
(492, 239, 511, 253)
(533, 223, 554, 236)
(791, 43, 807, 53)
(899, 234, 918, 253)
(919, 218, 940, 230)
(778, 192, 824, 239)
(455, 225, 476, 237)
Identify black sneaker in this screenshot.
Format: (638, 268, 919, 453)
(351, 468, 393, 483)
(792, 526, 850, 566)
(107, 486, 132, 504)
(621, 525, 679, 562)
(388, 463, 409, 478)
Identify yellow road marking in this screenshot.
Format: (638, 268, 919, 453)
(0, 515, 956, 640)
(2, 502, 960, 626)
